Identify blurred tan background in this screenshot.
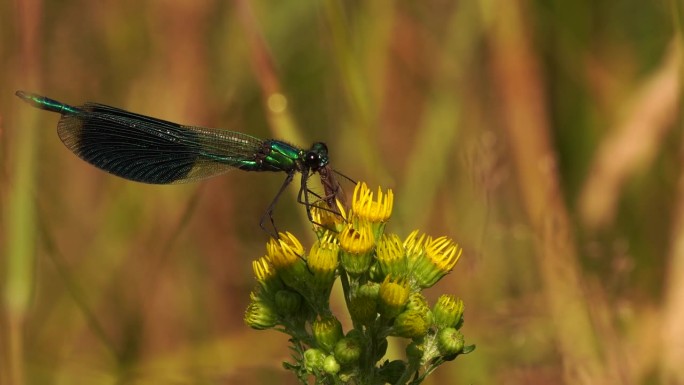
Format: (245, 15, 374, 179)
(1, 0, 682, 384)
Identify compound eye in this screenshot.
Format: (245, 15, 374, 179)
(304, 142, 329, 170)
(307, 151, 320, 164)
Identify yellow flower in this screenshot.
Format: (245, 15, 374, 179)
(412, 236, 462, 288)
(265, 232, 308, 292)
(352, 182, 393, 222)
(252, 256, 281, 293)
(310, 199, 347, 235)
(338, 218, 374, 255)
(267, 232, 305, 270)
(253, 256, 274, 282)
(338, 218, 375, 275)
(308, 233, 340, 289)
(351, 182, 393, 238)
(376, 233, 406, 278)
(404, 230, 429, 270)
(426, 236, 461, 271)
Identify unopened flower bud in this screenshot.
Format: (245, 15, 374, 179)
(378, 276, 409, 319)
(304, 348, 327, 372)
(323, 355, 341, 374)
(437, 327, 464, 356)
(244, 296, 278, 330)
(274, 290, 302, 316)
(391, 309, 432, 339)
(433, 295, 464, 328)
(334, 335, 362, 365)
(313, 315, 343, 352)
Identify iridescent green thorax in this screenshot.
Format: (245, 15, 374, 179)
(227, 140, 330, 174)
(260, 140, 301, 172)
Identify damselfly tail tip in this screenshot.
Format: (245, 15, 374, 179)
(15, 90, 71, 114)
(16, 90, 29, 100)
(15, 90, 41, 107)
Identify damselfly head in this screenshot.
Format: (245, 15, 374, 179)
(304, 142, 329, 171)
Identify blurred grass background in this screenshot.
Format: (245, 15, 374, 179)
(1, 0, 682, 384)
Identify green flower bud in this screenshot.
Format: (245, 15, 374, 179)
(405, 292, 433, 328)
(406, 340, 424, 361)
(274, 290, 301, 316)
(334, 336, 362, 365)
(313, 315, 344, 352)
(304, 348, 327, 373)
(338, 370, 355, 383)
(391, 309, 431, 339)
(244, 295, 278, 330)
(345, 328, 364, 342)
(349, 282, 380, 324)
(358, 281, 380, 298)
(376, 233, 406, 278)
(406, 292, 429, 312)
(323, 355, 341, 374)
(378, 276, 409, 319)
(379, 360, 407, 384)
(437, 327, 464, 356)
(433, 295, 464, 328)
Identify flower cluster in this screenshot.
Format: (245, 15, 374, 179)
(244, 182, 474, 384)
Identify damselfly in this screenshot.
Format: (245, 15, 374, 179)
(16, 91, 349, 235)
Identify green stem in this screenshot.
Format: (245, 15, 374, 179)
(339, 268, 362, 333)
(394, 360, 420, 385)
(359, 326, 376, 384)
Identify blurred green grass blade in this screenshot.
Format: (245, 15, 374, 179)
(397, 5, 479, 230)
(398, 93, 460, 228)
(5, 109, 38, 312)
(4, 95, 40, 385)
(236, 0, 306, 146)
(323, 0, 387, 177)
